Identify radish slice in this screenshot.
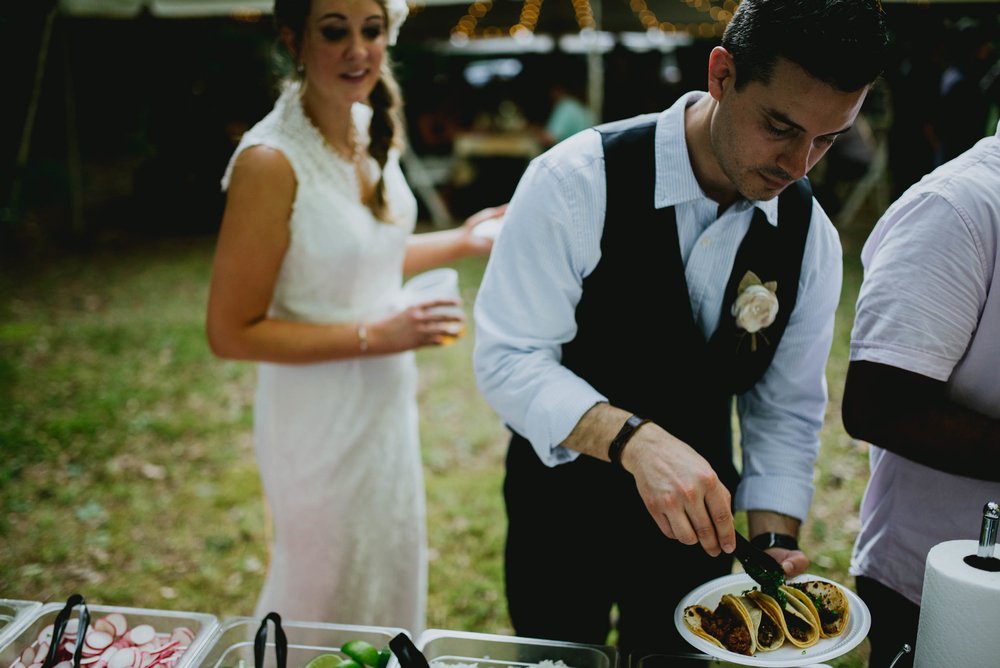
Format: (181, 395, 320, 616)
(104, 614, 128, 638)
(94, 619, 117, 637)
(81, 655, 103, 665)
(64, 619, 80, 637)
(168, 628, 193, 646)
(38, 625, 55, 644)
(126, 626, 155, 647)
(20, 646, 36, 664)
(150, 642, 179, 657)
(11, 660, 26, 668)
(108, 648, 135, 668)
(85, 632, 114, 652)
(53, 662, 73, 668)
(64, 643, 77, 656)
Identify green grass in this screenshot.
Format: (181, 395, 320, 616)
(0, 223, 873, 664)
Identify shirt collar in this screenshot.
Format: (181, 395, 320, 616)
(653, 91, 779, 227)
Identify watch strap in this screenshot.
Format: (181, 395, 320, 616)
(750, 531, 799, 551)
(608, 414, 650, 470)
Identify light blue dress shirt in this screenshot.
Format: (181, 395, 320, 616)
(473, 91, 843, 521)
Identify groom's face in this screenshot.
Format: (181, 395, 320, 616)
(711, 57, 868, 201)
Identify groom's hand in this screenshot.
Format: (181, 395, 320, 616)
(621, 423, 736, 557)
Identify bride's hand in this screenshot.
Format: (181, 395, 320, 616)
(367, 301, 465, 353)
(458, 204, 508, 257)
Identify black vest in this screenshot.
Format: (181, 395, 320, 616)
(552, 116, 813, 490)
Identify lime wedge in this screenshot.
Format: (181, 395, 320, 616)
(341, 641, 380, 668)
(376, 647, 392, 668)
(305, 655, 344, 668)
(337, 660, 363, 668)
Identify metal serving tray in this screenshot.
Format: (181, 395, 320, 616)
(0, 600, 42, 651)
(0, 602, 218, 668)
(190, 617, 407, 668)
(415, 629, 618, 668)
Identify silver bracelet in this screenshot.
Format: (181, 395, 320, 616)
(358, 324, 369, 353)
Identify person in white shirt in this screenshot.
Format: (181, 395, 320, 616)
(473, 0, 887, 656)
(843, 121, 1000, 668)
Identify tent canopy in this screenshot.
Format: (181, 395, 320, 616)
(58, 0, 730, 37)
(59, 0, 272, 18)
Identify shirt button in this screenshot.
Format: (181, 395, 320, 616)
(701, 237, 710, 246)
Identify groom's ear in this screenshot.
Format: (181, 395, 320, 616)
(707, 46, 737, 102)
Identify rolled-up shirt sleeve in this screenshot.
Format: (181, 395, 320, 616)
(473, 131, 607, 466)
(851, 193, 986, 380)
(734, 209, 843, 521)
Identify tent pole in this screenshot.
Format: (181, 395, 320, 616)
(587, 0, 604, 122)
(3, 4, 58, 225)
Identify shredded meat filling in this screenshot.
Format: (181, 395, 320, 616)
(784, 611, 812, 641)
(703, 604, 753, 656)
(757, 613, 780, 647)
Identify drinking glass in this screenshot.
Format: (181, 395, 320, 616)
(401, 268, 465, 345)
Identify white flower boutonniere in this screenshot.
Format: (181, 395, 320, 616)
(731, 270, 778, 352)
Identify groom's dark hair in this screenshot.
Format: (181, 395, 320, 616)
(722, 0, 888, 93)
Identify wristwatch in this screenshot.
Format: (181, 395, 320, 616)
(750, 532, 799, 551)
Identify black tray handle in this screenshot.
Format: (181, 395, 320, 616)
(254, 612, 288, 668)
(41, 594, 90, 668)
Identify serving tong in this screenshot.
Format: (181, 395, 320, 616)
(732, 531, 788, 607)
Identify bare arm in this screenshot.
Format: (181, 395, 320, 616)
(563, 403, 737, 557)
(842, 360, 1000, 482)
(403, 205, 506, 275)
(206, 146, 462, 362)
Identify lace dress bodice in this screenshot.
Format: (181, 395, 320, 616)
(223, 82, 418, 324)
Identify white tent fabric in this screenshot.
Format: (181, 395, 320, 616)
(59, 0, 273, 18)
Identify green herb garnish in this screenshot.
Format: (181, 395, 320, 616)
(744, 561, 787, 607)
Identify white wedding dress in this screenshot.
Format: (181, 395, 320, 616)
(222, 82, 425, 633)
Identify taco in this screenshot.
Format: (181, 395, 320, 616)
(746, 587, 820, 648)
(734, 594, 785, 652)
(683, 593, 756, 656)
(787, 580, 850, 638)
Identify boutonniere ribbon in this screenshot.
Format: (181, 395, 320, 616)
(731, 270, 778, 352)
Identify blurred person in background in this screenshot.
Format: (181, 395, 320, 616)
(205, 0, 503, 632)
(928, 18, 997, 166)
(536, 65, 596, 146)
(474, 0, 887, 657)
(843, 119, 1000, 668)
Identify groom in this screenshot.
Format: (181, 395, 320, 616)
(473, 0, 888, 657)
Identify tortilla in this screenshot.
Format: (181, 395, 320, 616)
(733, 594, 785, 652)
(788, 580, 850, 638)
(746, 587, 820, 648)
(683, 594, 756, 656)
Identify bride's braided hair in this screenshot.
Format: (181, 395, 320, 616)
(274, 0, 405, 222)
(367, 59, 404, 222)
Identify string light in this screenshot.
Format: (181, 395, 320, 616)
(441, 0, 597, 41)
(430, 0, 732, 43)
(629, 0, 733, 39)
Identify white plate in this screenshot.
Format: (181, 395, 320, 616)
(674, 573, 870, 667)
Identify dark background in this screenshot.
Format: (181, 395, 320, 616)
(1, 1, 997, 255)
